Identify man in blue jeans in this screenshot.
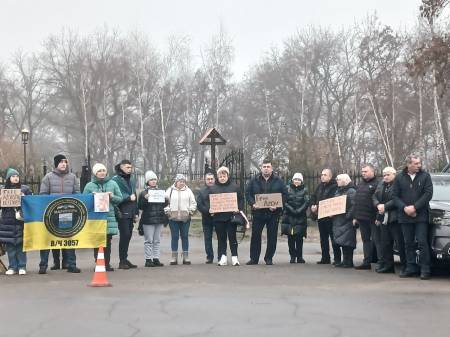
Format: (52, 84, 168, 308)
(393, 154, 433, 280)
(39, 154, 80, 274)
(196, 172, 216, 263)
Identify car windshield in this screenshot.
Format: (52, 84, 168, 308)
(431, 175, 450, 201)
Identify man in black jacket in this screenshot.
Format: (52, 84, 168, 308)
(196, 172, 216, 263)
(353, 164, 379, 270)
(393, 154, 433, 280)
(372, 167, 406, 273)
(246, 159, 288, 265)
(310, 168, 339, 264)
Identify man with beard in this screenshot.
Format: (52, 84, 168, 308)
(310, 168, 340, 265)
(39, 154, 80, 274)
(112, 159, 139, 269)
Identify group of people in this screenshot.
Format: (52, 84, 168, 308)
(307, 154, 433, 280)
(0, 153, 434, 281)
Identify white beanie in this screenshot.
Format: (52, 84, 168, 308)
(292, 172, 303, 181)
(145, 170, 158, 182)
(92, 163, 107, 176)
(217, 166, 230, 176)
(175, 173, 186, 182)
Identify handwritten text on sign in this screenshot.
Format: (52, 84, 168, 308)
(318, 195, 347, 219)
(148, 190, 166, 203)
(0, 189, 22, 207)
(255, 193, 283, 209)
(209, 193, 238, 213)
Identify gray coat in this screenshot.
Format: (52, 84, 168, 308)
(39, 170, 80, 195)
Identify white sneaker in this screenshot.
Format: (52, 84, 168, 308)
(218, 255, 228, 266)
(232, 256, 240, 266)
(18, 269, 27, 275)
(5, 269, 16, 275)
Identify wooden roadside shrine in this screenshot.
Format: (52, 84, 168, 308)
(199, 128, 227, 172)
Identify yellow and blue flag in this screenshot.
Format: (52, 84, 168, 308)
(22, 194, 107, 251)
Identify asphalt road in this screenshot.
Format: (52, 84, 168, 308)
(1, 231, 450, 337)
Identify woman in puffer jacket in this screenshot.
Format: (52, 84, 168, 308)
(331, 174, 357, 268)
(83, 163, 123, 271)
(165, 174, 197, 265)
(282, 173, 309, 264)
(138, 170, 168, 267)
(0, 168, 32, 275)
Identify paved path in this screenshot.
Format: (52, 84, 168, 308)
(1, 231, 450, 337)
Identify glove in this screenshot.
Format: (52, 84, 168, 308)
(138, 224, 144, 236)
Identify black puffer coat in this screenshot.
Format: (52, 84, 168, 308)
(0, 184, 32, 245)
(138, 186, 168, 226)
(332, 183, 357, 249)
(207, 179, 244, 222)
(353, 177, 378, 221)
(282, 183, 309, 237)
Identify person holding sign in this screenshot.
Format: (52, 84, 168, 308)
(0, 168, 32, 275)
(165, 174, 197, 265)
(331, 174, 356, 268)
(39, 154, 80, 274)
(281, 173, 309, 264)
(246, 159, 288, 265)
(137, 170, 168, 267)
(310, 169, 339, 265)
(207, 166, 244, 266)
(83, 163, 123, 272)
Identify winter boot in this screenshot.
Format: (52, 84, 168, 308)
(145, 259, 154, 267)
(170, 252, 178, 265)
(218, 255, 228, 266)
(182, 252, 191, 265)
(153, 258, 164, 267)
(231, 256, 240, 266)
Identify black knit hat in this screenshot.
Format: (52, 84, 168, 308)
(54, 154, 67, 167)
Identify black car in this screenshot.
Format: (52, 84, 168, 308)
(429, 174, 450, 264)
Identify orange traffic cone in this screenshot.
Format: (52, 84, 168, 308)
(88, 246, 112, 287)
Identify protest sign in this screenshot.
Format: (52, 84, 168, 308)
(318, 195, 347, 219)
(0, 189, 22, 208)
(209, 193, 238, 213)
(148, 190, 166, 203)
(255, 193, 283, 209)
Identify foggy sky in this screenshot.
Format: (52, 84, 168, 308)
(1, 0, 422, 79)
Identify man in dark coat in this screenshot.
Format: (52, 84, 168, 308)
(393, 154, 433, 280)
(310, 168, 339, 264)
(372, 166, 406, 273)
(353, 164, 379, 270)
(195, 172, 216, 263)
(112, 159, 139, 270)
(245, 159, 288, 265)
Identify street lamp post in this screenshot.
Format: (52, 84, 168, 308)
(21, 129, 29, 180)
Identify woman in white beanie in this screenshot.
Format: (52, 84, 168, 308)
(137, 171, 168, 267)
(83, 163, 123, 271)
(281, 173, 309, 263)
(165, 174, 197, 265)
